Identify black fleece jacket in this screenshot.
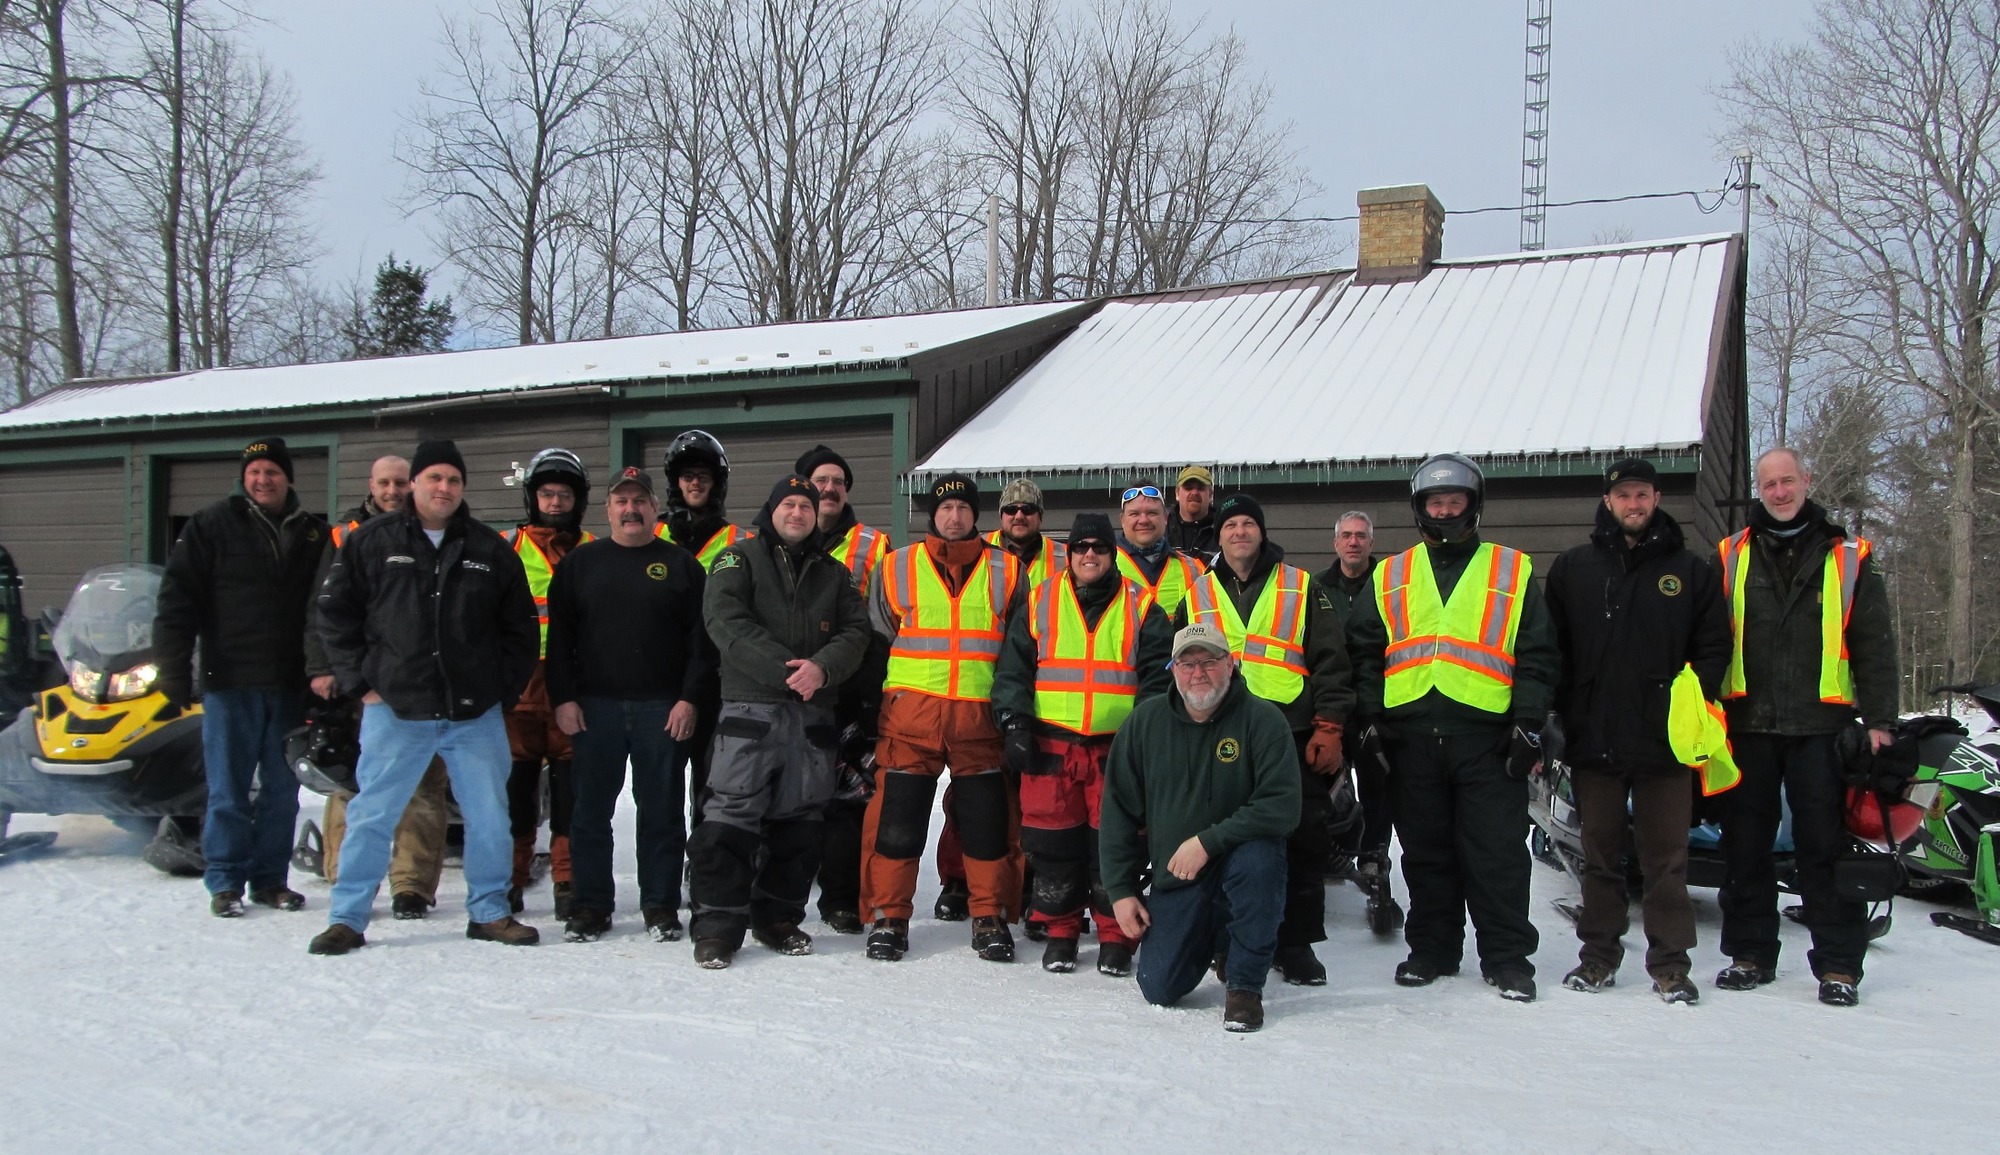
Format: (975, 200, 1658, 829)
(155, 488, 327, 701)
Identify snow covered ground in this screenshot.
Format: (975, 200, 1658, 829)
(2, 791, 1994, 1154)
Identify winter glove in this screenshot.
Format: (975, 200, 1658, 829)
(1003, 721, 1038, 776)
(1303, 717, 1344, 775)
(1504, 725, 1542, 781)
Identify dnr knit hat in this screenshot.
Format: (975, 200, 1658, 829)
(1216, 492, 1266, 536)
(410, 438, 468, 481)
(927, 472, 980, 515)
(795, 444, 853, 489)
(999, 477, 1044, 512)
(240, 437, 295, 482)
(1603, 457, 1660, 493)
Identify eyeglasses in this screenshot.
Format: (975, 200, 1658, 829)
(1070, 540, 1114, 555)
(1121, 486, 1163, 503)
(1000, 503, 1040, 517)
(1173, 654, 1229, 675)
(811, 475, 848, 490)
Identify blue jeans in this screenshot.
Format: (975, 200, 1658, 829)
(330, 704, 512, 931)
(200, 689, 303, 895)
(1136, 837, 1287, 1003)
(569, 696, 687, 914)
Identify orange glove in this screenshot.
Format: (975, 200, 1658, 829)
(1303, 717, 1344, 775)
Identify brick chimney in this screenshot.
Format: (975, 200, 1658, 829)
(1356, 184, 1444, 283)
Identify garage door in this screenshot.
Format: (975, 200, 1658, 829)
(164, 452, 330, 547)
(0, 460, 127, 615)
(639, 423, 896, 539)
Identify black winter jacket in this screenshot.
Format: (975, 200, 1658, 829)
(1545, 506, 1731, 770)
(1723, 504, 1899, 735)
(704, 520, 872, 705)
(155, 489, 328, 701)
(314, 503, 539, 720)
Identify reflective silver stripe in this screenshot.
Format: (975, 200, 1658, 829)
(1837, 540, 1862, 623)
(962, 637, 1002, 655)
(1430, 638, 1515, 679)
(987, 553, 1010, 612)
(1481, 547, 1523, 649)
(891, 636, 955, 653)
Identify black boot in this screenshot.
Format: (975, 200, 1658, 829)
(1041, 936, 1079, 973)
(971, 915, 1014, 962)
(1273, 943, 1327, 986)
(933, 878, 970, 922)
(867, 917, 909, 961)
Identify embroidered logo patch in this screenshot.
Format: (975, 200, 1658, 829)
(1216, 737, 1240, 763)
(1658, 575, 1683, 597)
(712, 552, 743, 571)
(386, 555, 415, 565)
(462, 560, 491, 572)
(646, 562, 669, 580)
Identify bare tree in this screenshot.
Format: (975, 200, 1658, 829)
(1722, 0, 2000, 682)
(1745, 211, 1840, 448)
(401, 0, 633, 344)
(623, 0, 725, 330)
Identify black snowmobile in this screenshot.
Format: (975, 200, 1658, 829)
(0, 563, 207, 871)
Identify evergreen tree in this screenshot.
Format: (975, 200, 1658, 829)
(344, 254, 453, 357)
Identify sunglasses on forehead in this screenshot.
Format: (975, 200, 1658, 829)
(1000, 503, 1040, 516)
(1121, 485, 1163, 503)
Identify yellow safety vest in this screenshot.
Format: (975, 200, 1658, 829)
(829, 522, 891, 599)
(1116, 547, 1207, 620)
(1186, 563, 1312, 705)
(880, 543, 1020, 701)
(1029, 574, 1154, 736)
(986, 530, 1068, 587)
(656, 521, 745, 571)
(1375, 542, 1531, 714)
(1716, 528, 1869, 706)
(506, 527, 595, 657)
(1668, 664, 1741, 795)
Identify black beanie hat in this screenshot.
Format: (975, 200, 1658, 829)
(795, 444, 853, 489)
(410, 439, 468, 481)
(1216, 492, 1266, 536)
(927, 473, 980, 516)
(1067, 512, 1115, 547)
(241, 436, 294, 482)
(765, 472, 818, 514)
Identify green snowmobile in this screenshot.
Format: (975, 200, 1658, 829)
(1895, 684, 2000, 945)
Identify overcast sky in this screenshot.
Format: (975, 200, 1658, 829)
(246, 0, 1820, 302)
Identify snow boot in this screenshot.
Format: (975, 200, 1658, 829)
(1273, 944, 1327, 986)
(1563, 961, 1616, 993)
(1223, 990, 1264, 1033)
(1818, 973, 1860, 1007)
(1652, 970, 1699, 1004)
(1357, 857, 1405, 935)
(249, 887, 306, 912)
(563, 908, 612, 943)
(1023, 914, 1049, 943)
(1097, 942, 1134, 977)
(821, 908, 864, 935)
(866, 917, 909, 961)
(552, 881, 574, 921)
(308, 924, 365, 955)
(468, 916, 540, 946)
(643, 907, 683, 943)
(693, 938, 737, 969)
(1042, 935, 1079, 973)
(753, 922, 813, 956)
(1394, 957, 1459, 987)
(210, 890, 245, 918)
(971, 915, 1015, 962)
(507, 886, 525, 914)
(1485, 968, 1537, 1003)
(1714, 959, 1776, 991)
(933, 878, 970, 922)
(392, 892, 431, 920)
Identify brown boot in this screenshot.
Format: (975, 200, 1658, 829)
(467, 916, 540, 946)
(1224, 989, 1264, 1032)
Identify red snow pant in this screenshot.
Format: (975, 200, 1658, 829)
(1018, 733, 1131, 945)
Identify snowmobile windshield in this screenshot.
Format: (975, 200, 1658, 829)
(53, 564, 166, 673)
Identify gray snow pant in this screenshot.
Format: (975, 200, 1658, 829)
(686, 699, 838, 945)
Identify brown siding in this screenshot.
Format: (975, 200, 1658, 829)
(338, 411, 611, 528)
(639, 422, 896, 535)
(165, 452, 329, 517)
(0, 460, 127, 613)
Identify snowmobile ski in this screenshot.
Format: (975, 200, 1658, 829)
(0, 830, 57, 861)
(141, 816, 205, 877)
(1932, 911, 2000, 945)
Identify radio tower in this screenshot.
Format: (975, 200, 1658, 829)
(1520, 1, 1552, 251)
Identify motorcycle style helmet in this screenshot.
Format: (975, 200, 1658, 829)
(1410, 452, 1484, 543)
(285, 707, 361, 796)
(1845, 785, 1923, 849)
(522, 447, 589, 530)
(662, 429, 731, 513)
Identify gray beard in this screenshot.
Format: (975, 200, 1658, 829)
(1182, 682, 1228, 714)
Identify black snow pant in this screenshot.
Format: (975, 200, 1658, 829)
(1355, 746, 1394, 859)
(687, 700, 837, 946)
(1390, 729, 1539, 976)
(816, 797, 867, 918)
(1717, 732, 1870, 980)
(1279, 730, 1332, 948)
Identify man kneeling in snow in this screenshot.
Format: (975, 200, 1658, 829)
(1099, 624, 1301, 1032)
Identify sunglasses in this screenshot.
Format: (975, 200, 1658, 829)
(1121, 486, 1163, 503)
(1070, 540, 1114, 555)
(1000, 503, 1040, 516)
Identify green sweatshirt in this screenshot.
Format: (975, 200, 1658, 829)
(1099, 678, 1302, 902)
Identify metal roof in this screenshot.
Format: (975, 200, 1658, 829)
(0, 301, 1087, 431)
(915, 234, 1738, 478)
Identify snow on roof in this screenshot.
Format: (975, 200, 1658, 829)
(0, 301, 1086, 431)
(915, 235, 1737, 477)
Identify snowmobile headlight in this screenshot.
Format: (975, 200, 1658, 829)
(105, 663, 159, 703)
(66, 661, 105, 702)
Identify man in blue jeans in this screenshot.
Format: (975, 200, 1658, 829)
(307, 440, 542, 954)
(155, 437, 328, 917)
(546, 466, 715, 943)
(1100, 624, 1302, 1032)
